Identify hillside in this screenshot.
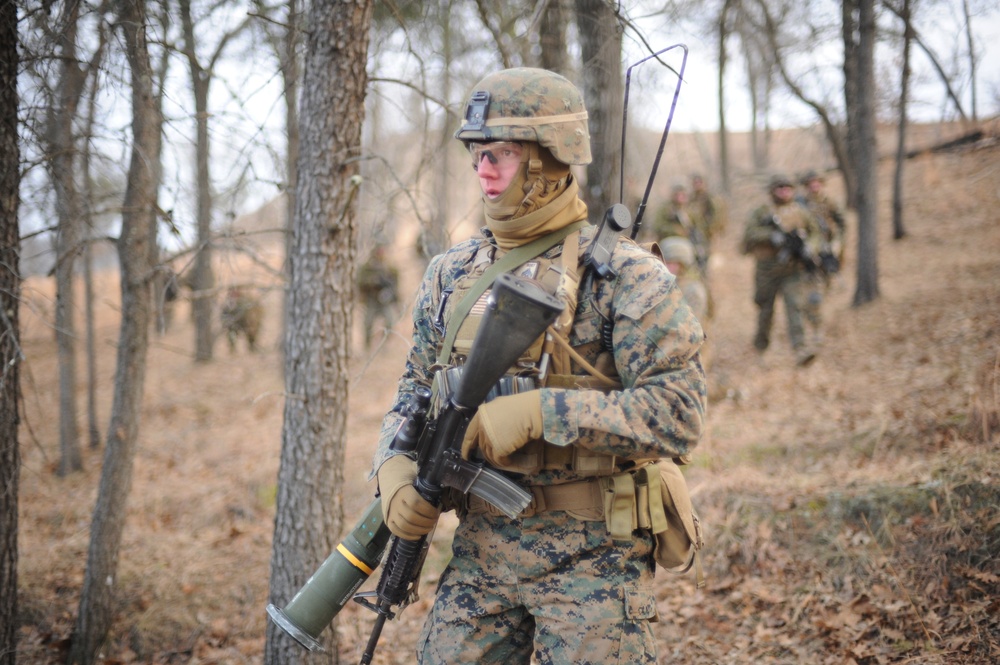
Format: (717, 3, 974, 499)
(14, 129, 1000, 664)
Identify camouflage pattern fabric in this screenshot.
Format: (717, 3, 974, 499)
(416, 511, 657, 664)
(357, 252, 400, 349)
(455, 67, 591, 166)
(803, 190, 847, 265)
(371, 223, 706, 664)
(220, 288, 264, 352)
(742, 201, 824, 354)
(372, 224, 706, 482)
(646, 201, 709, 277)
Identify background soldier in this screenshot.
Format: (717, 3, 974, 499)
(660, 236, 709, 323)
(219, 287, 264, 353)
(646, 184, 709, 277)
(742, 174, 825, 366)
(373, 67, 706, 664)
(798, 170, 846, 346)
(689, 173, 725, 259)
(357, 243, 400, 350)
(799, 169, 846, 272)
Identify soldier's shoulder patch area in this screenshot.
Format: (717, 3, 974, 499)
(607, 240, 677, 321)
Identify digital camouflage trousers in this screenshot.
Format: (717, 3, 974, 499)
(416, 509, 660, 664)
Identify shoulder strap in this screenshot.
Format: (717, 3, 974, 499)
(435, 220, 589, 366)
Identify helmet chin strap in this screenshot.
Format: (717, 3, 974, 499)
(482, 146, 534, 221)
(483, 144, 570, 222)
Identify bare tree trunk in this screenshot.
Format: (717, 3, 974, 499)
(717, 0, 733, 195)
(540, 0, 569, 76)
(892, 0, 912, 241)
(0, 0, 22, 657)
(757, 0, 854, 205)
(180, 0, 215, 362)
(69, 0, 162, 659)
(82, 54, 103, 449)
(882, 1, 967, 124)
(845, 0, 879, 306)
(265, 0, 373, 662)
(82, 240, 100, 447)
(574, 0, 623, 216)
(46, 0, 87, 476)
(282, 0, 300, 355)
(429, 5, 454, 260)
(961, 0, 977, 122)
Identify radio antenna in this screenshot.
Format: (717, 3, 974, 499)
(619, 43, 688, 240)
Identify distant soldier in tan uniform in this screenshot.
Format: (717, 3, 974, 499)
(689, 173, 724, 248)
(357, 244, 400, 350)
(220, 287, 264, 353)
(660, 236, 709, 323)
(646, 184, 709, 277)
(742, 174, 825, 366)
(372, 67, 706, 664)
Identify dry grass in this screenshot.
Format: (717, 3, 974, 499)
(14, 127, 1000, 664)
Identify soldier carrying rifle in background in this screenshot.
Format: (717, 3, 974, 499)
(742, 174, 826, 367)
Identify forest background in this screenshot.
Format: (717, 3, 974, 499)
(3, 1, 999, 664)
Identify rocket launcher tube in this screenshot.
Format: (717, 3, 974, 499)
(265, 497, 390, 652)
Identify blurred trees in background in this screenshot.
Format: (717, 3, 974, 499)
(6, 0, 996, 661)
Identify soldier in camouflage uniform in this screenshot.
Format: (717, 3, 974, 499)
(660, 236, 708, 323)
(798, 170, 845, 346)
(357, 244, 400, 350)
(220, 287, 264, 353)
(371, 68, 706, 664)
(742, 174, 825, 366)
(799, 169, 846, 272)
(645, 184, 709, 279)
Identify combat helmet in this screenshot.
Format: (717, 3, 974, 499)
(768, 173, 794, 190)
(659, 236, 696, 268)
(455, 68, 592, 166)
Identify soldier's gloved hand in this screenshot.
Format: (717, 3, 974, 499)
(461, 391, 543, 467)
(377, 455, 440, 541)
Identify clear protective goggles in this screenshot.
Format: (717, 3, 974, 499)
(468, 141, 524, 171)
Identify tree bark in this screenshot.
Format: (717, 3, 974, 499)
(717, 0, 732, 195)
(574, 0, 623, 215)
(46, 0, 87, 476)
(845, 0, 879, 306)
(892, 0, 912, 241)
(0, 0, 22, 657)
(540, 0, 570, 76)
(69, 0, 162, 660)
(962, 0, 977, 122)
(265, 0, 373, 662)
(180, 0, 216, 362)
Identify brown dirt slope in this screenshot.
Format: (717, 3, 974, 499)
(15, 132, 1000, 664)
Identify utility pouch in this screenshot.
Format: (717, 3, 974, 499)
(652, 460, 705, 588)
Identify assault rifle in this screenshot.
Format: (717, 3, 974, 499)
(266, 272, 563, 661)
(763, 215, 820, 273)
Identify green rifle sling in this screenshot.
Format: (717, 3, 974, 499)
(435, 220, 589, 366)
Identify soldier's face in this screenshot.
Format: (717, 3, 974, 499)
(471, 141, 524, 198)
(772, 185, 794, 203)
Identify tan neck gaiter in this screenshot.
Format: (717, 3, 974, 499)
(483, 144, 590, 250)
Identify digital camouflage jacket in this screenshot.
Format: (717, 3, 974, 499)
(372, 224, 707, 488)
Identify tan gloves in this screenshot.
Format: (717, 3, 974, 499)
(461, 390, 543, 467)
(377, 455, 440, 541)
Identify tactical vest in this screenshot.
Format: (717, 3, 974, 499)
(436, 230, 621, 477)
